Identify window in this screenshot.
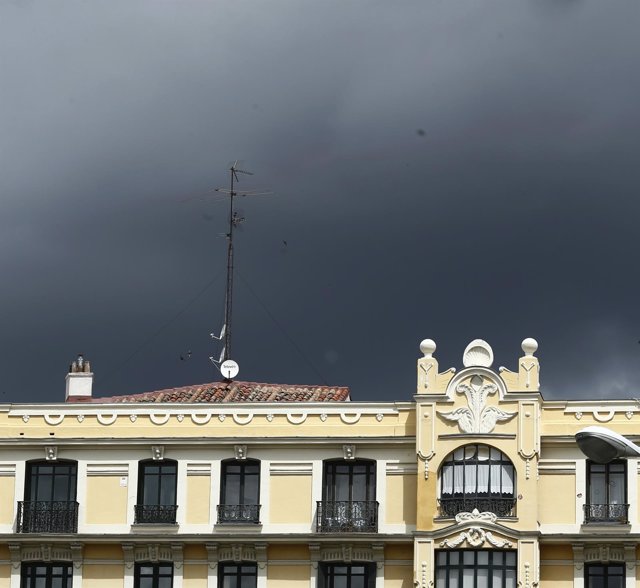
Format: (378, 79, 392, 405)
(19, 460, 78, 533)
(319, 563, 375, 588)
(218, 459, 260, 523)
(435, 550, 517, 588)
(218, 563, 257, 588)
(21, 563, 72, 588)
(439, 445, 515, 517)
(135, 459, 178, 524)
(585, 563, 624, 588)
(317, 459, 378, 532)
(585, 460, 628, 523)
(134, 563, 173, 588)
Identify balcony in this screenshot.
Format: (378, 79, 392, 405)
(584, 503, 629, 524)
(217, 504, 261, 524)
(134, 504, 178, 525)
(316, 500, 379, 533)
(438, 497, 516, 518)
(17, 501, 79, 533)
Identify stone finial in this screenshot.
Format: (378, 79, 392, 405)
(521, 338, 538, 357)
(420, 339, 436, 358)
(69, 354, 91, 374)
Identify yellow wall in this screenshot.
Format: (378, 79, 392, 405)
(0, 565, 10, 588)
(267, 565, 309, 586)
(538, 474, 576, 525)
(83, 564, 124, 588)
(539, 564, 573, 587)
(183, 563, 207, 588)
(0, 477, 14, 525)
(268, 545, 308, 560)
(86, 476, 128, 524)
(269, 475, 312, 524)
(186, 475, 211, 524)
(384, 565, 413, 588)
(386, 474, 416, 525)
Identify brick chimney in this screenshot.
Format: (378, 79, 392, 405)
(65, 354, 93, 402)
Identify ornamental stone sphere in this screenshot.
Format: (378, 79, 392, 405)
(420, 339, 436, 358)
(521, 338, 538, 356)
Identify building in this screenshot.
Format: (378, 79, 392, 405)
(0, 338, 637, 588)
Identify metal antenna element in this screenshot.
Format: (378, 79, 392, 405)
(210, 162, 271, 377)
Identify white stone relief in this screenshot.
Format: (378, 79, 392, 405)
(149, 413, 170, 425)
(22, 415, 29, 423)
(44, 446, 57, 461)
(320, 413, 328, 422)
(266, 413, 274, 422)
(340, 413, 361, 424)
(286, 413, 307, 425)
(97, 414, 117, 425)
(76, 414, 85, 423)
(440, 527, 513, 549)
(129, 414, 137, 422)
(176, 413, 184, 422)
(454, 508, 498, 524)
(376, 413, 384, 422)
(44, 414, 64, 426)
(438, 374, 516, 434)
(232, 413, 253, 425)
(191, 414, 211, 425)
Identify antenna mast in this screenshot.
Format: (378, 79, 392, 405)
(210, 161, 269, 379)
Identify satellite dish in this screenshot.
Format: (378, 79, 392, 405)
(220, 359, 239, 380)
(575, 426, 640, 463)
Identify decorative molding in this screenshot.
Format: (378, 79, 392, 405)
(417, 451, 434, 480)
(205, 543, 218, 570)
(218, 544, 256, 563)
(96, 414, 117, 425)
(584, 545, 624, 564)
(386, 462, 418, 475)
(269, 462, 313, 475)
(86, 463, 129, 476)
(320, 413, 328, 422)
(286, 413, 307, 425)
(70, 543, 83, 570)
(266, 414, 274, 422)
(150, 414, 170, 425)
(0, 463, 16, 476)
(18, 543, 81, 563)
(122, 543, 134, 569)
(176, 414, 185, 422)
(376, 413, 384, 422)
(218, 414, 226, 422)
(186, 463, 211, 476)
(438, 374, 516, 434)
(151, 445, 164, 461)
(76, 414, 85, 423)
(22, 415, 29, 423)
(340, 413, 361, 424)
(232, 414, 253, 425)
(129, 414, 137, 422)
(8, 543, 21, 570)
(171, 544, 184, 569)
(440, 527, 513, 549)
(319, 543, 383, 564)
(538, 460, 576, 475)
(191, 414, 211, 425)
(44, 414, 65, 426)
(234, 445, 247, 460)
(454, 509, 498, 524)
(45, 446, 57, 461)
(343, 444, 356, 460)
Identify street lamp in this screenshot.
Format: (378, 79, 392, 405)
(575, 426, 640, 463)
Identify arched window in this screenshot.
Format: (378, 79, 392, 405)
(438, 444, 515, 517)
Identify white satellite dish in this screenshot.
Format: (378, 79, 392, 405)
(220, 359, 239, 380)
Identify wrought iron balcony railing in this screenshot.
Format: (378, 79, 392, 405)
(316, 501, 379, 533)
(17, 501, 79, 533)
(584, 503, 629, 524)
(134, 504, 178, 524)
(438, 496, 517, 518)
(217, 504, 261, 524)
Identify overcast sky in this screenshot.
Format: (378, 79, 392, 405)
(1, 0, 640, 404)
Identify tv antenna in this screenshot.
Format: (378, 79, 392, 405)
(209, 161, 271, 380)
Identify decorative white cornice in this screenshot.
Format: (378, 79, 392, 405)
(454, 509, 498, 524)
(86, 463, 129, 476)
(440, 527, 513, 549)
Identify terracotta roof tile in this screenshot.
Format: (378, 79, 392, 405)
(83, 381, 350, 404)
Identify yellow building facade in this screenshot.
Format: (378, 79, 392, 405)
(0, 339, 637, 588)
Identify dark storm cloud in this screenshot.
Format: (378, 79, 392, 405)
(1, 0, 640, 403)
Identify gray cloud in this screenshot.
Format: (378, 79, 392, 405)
(1, 0, 640, 402)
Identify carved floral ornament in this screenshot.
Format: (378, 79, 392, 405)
(439, 510, 513, 549)
(438, 374, 516, 434)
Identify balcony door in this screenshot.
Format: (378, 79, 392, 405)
(586, 460, 627, 523)
(319, 460, 377, 532)
(136, 459, 178, 524)
(219, 459, 260, 523)
(21, 460, 78, 533)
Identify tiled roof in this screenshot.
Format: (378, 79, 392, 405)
(82, 381, 350, 403)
